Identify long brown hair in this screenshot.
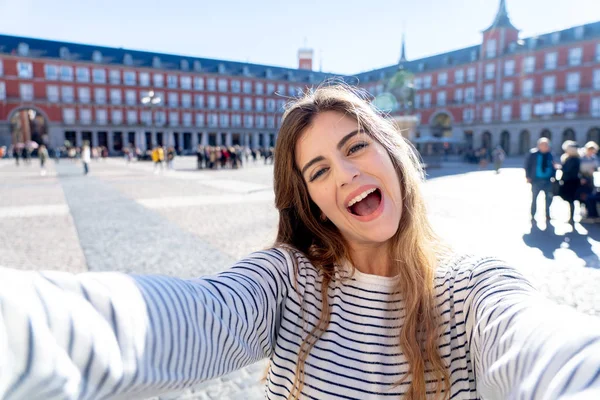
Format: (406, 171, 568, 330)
(272, 83, 450, 399)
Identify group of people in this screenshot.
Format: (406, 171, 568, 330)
(526, 137, 600, 224)
(194, 145, 275, 170)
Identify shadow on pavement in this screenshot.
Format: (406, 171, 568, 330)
(522, 222, 600, 269)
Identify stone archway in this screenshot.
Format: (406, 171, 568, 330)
(500, 131, 510, 155)
(540, 129, 552, 141)
(8, 107, 49, 146)
(562, 128, 575, 144)
(587, 127, 600, 145)
(430, 112, 452, 138)
(519, 130, 531, 154)
(482, 131, 492, 149)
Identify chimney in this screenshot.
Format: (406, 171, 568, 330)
(298, 48, 313, 70)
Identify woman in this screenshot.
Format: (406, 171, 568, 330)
(580, 141, 599, 220)
(0, 85, 599, 400)
(38, 144, 49, 176)
(81, 142, 91, 175)
(559, 140, 581, 224)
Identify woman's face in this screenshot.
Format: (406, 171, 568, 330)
(295, 111, 403, 247)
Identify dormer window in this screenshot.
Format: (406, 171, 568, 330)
(379, 71, 385, 80)
(59, 47, 70, 60)
(528, 37, 537, 50)
(551, 32, 560, 44)
(265, 68, 273, 79)
(308, 73, 314, 83)
(470, 50, 478, 61)
(18, 42, 29, 56)
(180, 60, 189, 71)
(92, 50, 102, 63)
(193, 60, 202, 72)
(152, 56, 161, 68)
(242, 65, 250, 76)
(574, 26, 584, 39)
(218, 63, 226, 74)
(288, 71, 295, 81)
(123, 53, 133, 66)
(418, 63, 425, 72)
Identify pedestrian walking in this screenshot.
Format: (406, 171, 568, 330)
(525, 137, 557, 222)
(558, 140, 581, 224)
(38, 144, 49, 176)
(151, 146, 163, 174)
(81, 143, 91, 175)
(13, 146, 21, 166)
(491, 145, 506, 174)
(579, 141, 599, 220)
(196, 145, 204, 169)
(1, 84, 599, 400)
(166, 147, 176, 170)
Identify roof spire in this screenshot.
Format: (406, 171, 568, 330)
(399, 26, 407, 64)
(483, 0, 518, 32)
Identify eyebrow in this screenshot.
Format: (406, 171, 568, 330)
(300, 129, 363, 176)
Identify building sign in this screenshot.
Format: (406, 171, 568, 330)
(534, 100, 578, 116)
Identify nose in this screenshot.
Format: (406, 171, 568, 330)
(337, 159, 360, 187)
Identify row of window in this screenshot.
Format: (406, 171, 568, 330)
(61, 108, 277, 129)
(413, 70, 600, 108)
(1, 60, 303, 95)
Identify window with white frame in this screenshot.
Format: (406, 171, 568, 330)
(467, 67, 476, 82)
(47, 85, 59, 102)
(218, 78, 228, 92)
(18, 62, 33, 79)
(423, 75, 432, 89)
(168, 92, 178, 108)
(135, 72, 148, 87)
(256, 98, 264, 111)
(569, 48, 582, 66)
(124, 71, 136, 86)
(414, 94, 421, 108)
(244, 97, 253, 111)
(0, 82, 4, 101)
(454, 70, 464, 84)
(486, 39, 496, 58)
(220, 114, 229, 128)
(591, 97, 600, 117)
(167, 75, 178, 89)
(454, 88, 463, 103)
(483, 107, 493, 123)
(169, 111, 179, 126)
(110, 89, 122, 105)
(522, 79, 534, 97)
(78, 87, 91, 104)
(266, 98, 275, 112)
(141, 111, 151, 125)
(207, 95, 216, 109)
(230, 80, 241, 93)
(155, 111, 166, 126)
(437, 72, 447, 86)
(567, 72, 580, 92)
(195, 113, 205, 127)
(594, 69, 600, 90)
(96, 109, 107, 125)
(267, 83, 275, 94)
(125, 90, 136, 106)
(521, 103, 532, 120)
(423, 93, 431, 108)
(256, 115, 265, 128)
(231, 96, 240, 110)
(465, 87, 475, 103)
(127, 110, 137, 125)
(232, 114, 242, 127)
(501, 105, 512, 122)
(95, 88, 106, 104)
(112, 110, 123, 125)
(219, 96, 228, 110)
(153, 74, 164, 88)
(181, 93, 192, 108)
(244, 115, 253, 128)
(61, 86, 74, 103)
(183, 112, 192, 127)
(109, 70, 120, 85)
(413, 77, 422, 90)
(80, 109, 92, 125)
(524, 56, 535, 73)
(45, 64, 58, 80)
(504, 60, 515, 76)
(63, 108, 75, 124)
(437, 91, 446, 106)
(195, 94, 204, 108)
(207, 113, 218, 128)
(76, 67, 90, 83)
(207, 78, 217, 91)
(92, 69, 106, 84)
(543, 76, 556, 95)
(545, 52, 558, 70)
(267, 116, 275, 128)
(181, 76, 192, 90)
(18, 83, 33, 101)
(484, 84, 494, 101)
(18, 43, 29, 56)
(60, 66, 74, 81)
(194, 77, 204, 90)
(485, 63, 495, 79)
(0, 60, 3, 76)
(502, 81, 514, 99)
(462, 108, 474, 123)
(255, 82, 264, 95)
(243, 81, 252, 94)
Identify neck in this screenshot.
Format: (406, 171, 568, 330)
(348, 241, 394, 277)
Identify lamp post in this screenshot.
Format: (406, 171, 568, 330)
(141, 90, 162, 153)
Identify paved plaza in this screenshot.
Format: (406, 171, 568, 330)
(0, 155, 599, 399)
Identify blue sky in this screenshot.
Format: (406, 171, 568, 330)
(1, 0, 598, 75)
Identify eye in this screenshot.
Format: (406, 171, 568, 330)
(309, 167, 329, 182)
(348, 142, 369, 155)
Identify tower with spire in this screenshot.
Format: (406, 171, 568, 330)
(481, 0, 519, 59)
(399, 32, 407, 65)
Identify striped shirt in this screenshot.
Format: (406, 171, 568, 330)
(0, 248, 599, 399)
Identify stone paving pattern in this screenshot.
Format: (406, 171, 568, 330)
(0, 155, 598, 399)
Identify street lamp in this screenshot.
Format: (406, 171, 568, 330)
(141, 90, 162, 153)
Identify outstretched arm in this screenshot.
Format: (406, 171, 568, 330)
(0, 248, 294, 400)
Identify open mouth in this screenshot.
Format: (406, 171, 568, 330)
(347, 188, 383, 217)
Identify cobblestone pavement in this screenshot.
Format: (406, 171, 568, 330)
(0, 156, 599, 399)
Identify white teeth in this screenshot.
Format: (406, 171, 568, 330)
(347, 188, 377, 207)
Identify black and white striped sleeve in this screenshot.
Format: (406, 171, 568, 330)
(458, 257, 600, 400)
(0, 248, 294, 400)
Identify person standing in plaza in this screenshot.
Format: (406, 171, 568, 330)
(491, 145, 506, 174)
(558, 140, 581, 224)
(166, 147, 176, 170)
(38, 144, 49, 176)
(12, 145, 21, 166)
(81, 142, 91, 175)
(525, 137, 556, 222)
(579, 141, 599, 220)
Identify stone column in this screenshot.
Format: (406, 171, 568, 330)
(216, 132, 222, 146)
(226, 132, 232, 147)
(107, 132, 114, 154)
(76, 131, 83, 148)
(192, 131, 199, 150)
(151, 131, 157, 148)
(202, 132, 208, 146)
(91, 131, 99, 148)
(252, 132, 260, 149)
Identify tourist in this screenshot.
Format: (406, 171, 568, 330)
(525, 137, 557, 222)
(38, 144, 49, 176)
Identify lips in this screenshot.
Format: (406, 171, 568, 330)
(344, 185, 385, 222)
